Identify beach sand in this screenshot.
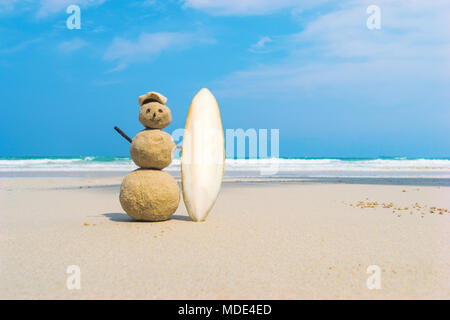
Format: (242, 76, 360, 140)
(1, 176, 449, 299)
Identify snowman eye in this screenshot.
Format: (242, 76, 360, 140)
(146, 108, 151, 113)
(158, 109, 163, 113)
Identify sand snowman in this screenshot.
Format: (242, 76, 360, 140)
(119, 91, 180, 221)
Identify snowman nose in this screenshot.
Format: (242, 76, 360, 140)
(152, 112, 157, 119)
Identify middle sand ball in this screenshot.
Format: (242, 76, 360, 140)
(130, 129, 175, 169)
(119, 169, 180, 221)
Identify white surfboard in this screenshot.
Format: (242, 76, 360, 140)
(181, 88, 225, 222)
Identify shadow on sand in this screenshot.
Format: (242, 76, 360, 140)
(102, 213, 191, 222)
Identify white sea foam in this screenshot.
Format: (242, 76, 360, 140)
(1, 157, 450, 178)
(224, 158, 450, 171)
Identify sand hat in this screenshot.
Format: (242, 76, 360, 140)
(138, 91, 167, 106)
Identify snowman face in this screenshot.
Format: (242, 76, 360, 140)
(139, 102, 172, 129)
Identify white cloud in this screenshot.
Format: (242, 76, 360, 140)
(0, 0, 18, 13)
(249, 36, 275, 53)
(183, 0, 333, 16)
(252, 36, 272, 48)
(0, 0, 106, 17)
(214, 0, 450, 104)
(104, 31, 213, 71)
(58, 38, 87, 53)
(183, 0, 299, 16)
(37, 0, 106, 17)
(106, 62, 127, 73)
(134, 0, 157, 7)
(104, 32, 190, 65)
(0, 38, 42, 54)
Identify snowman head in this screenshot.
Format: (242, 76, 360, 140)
(138, 91, 172, 129)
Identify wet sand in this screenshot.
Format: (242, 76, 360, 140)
(1, 175, 449, 299)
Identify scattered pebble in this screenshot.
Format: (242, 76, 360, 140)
(346, 200, 448, 216)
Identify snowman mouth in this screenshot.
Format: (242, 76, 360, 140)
(151, 115, 161, 122)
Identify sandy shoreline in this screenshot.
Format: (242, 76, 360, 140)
(1, 175, 449, 299)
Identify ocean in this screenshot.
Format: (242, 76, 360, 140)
(1, 157, 450, 178)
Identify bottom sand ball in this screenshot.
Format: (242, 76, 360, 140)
(119, 169, 180, 221)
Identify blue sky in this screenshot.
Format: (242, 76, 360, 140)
(0, 0, 449, 158)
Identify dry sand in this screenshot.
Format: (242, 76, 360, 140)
(0, 176, 449, 299)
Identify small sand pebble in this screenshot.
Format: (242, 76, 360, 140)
(83, 222, 89, 226)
